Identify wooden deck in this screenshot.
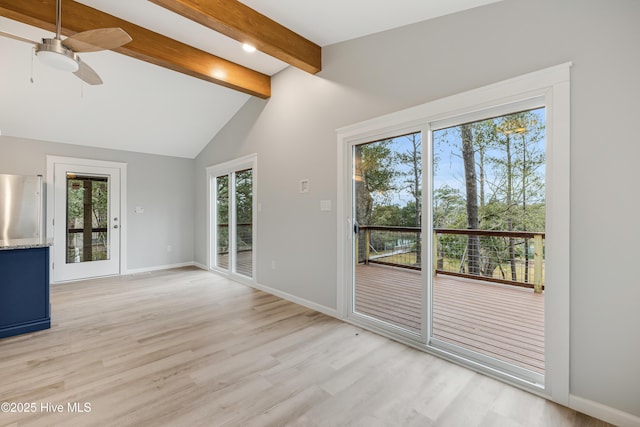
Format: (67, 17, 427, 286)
(355, 263, 544, 374)
(217, 250, 253, 277)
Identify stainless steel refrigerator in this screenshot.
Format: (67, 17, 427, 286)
(0, 174, 45, 241)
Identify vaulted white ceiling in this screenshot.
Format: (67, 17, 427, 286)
(0, 0, 502, 158)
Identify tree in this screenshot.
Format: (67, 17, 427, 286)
(234, 169, 253, 250)
(461, 123, 480, 275)
(370, 204, 403, 226)
(66, 177, 109, 262)
(434, 108, 546, 282)
(354, 140, 396, 226)
(215, 175, 230, 256)
(493, 111, 545, 281)
(396, 133, 422, 263)
(433, 186, 466, 229)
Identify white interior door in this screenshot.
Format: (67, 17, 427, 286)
(53, 163, 121, 282)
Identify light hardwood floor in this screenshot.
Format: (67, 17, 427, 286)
(0, 267, 610, 427)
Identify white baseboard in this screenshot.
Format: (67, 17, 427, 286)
(125, 261, 197, 275)
(569, 394, 640, 427)
(247, 281, 339, 319)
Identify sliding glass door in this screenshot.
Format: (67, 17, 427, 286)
(209, 155, 256, 280)
(344, 105, 548, 386)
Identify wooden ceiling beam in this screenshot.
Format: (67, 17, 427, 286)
(149, 0, 322, 74)
(0, 0, 271, 98)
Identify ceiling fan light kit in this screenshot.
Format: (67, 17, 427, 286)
(36, 38, 79, 72)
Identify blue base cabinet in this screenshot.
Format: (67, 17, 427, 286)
(0, 246, 51, 338)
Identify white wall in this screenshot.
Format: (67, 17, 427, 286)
(195, 0, 640, 419)
(0, 135, 195, 271)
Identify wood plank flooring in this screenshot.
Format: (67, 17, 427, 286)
(0, 267, 610, 427)
(355, 264, 544, 373)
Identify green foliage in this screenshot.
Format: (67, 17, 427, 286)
(370, 202, 422, 227)
(235, 169, 253, 225)
(357, 140, 396, 196)
(433, 185, 466, 229)
(215, 170, 253, 253)
(216, 175, 229, 251)
(354, 108, 547, 283)
(433, 109, 546, 233)
(433, 108, 546, 279)
(354, 139, 398, 225)
(66, 177, 109, 262)
(354, 109, 546, 281)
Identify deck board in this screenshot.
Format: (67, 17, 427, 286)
(216, 251, 253, 277)
(355, 263, 545, 374)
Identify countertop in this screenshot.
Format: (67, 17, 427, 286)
(0, 238, 53, 250)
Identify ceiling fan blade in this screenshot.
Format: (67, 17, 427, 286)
(73, 59, 103, 85)
(0, 30, 38, 46)
(62, 28, 132, 53)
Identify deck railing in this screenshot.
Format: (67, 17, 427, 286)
(357, 226, 545, 292)
(215, 223, 253, 255)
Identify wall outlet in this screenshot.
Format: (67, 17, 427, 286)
(271, 260, 276, 270)
(167, 245, 172, 252)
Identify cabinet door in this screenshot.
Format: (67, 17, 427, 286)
(0, 247, 49, 327)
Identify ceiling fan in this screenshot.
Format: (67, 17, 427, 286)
(0, 0, 132, 85)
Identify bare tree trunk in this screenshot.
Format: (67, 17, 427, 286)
(461, 124, 480, 276)
(522, 132, 529, 283)
(478, 148, 486, 209)
(505, 134, 517, 281)
(410, 134, 422, 266)
(353, 145, 371, 264)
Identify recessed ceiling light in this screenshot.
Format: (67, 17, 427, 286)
(242, 43, 256, 53)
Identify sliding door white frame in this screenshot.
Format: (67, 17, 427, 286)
(337, 63, 571, 404)
(206, 153, 258, 285)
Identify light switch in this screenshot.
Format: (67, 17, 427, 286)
(320, 200, 332, 211)
(134, 206, 144, 214)
(300, 179, 309, 193)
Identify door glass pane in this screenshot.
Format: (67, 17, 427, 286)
(234, 169, 253, 277)
(216, 175, 229, 270)
(66, 174, 109, 263)
(431, 107, 546, 376)
(353, 132, 422, 334)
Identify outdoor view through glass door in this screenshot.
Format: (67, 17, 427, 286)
(348, 107, 546, 383)
(352, 132, 424, 335)
(430, 107, 546, 382)
(213, 167, 253, 278)
(65, 174, 110, 263)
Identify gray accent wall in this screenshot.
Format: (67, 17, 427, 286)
(0, 136, 195, 271)
(195, 0, 640, 418)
